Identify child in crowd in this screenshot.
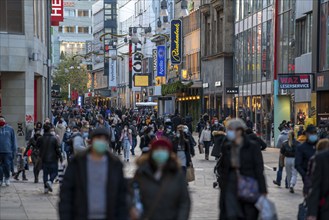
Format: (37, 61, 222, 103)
(14, 147, 28, 181)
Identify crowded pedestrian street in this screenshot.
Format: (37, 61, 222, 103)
(0, 140, 303, 220)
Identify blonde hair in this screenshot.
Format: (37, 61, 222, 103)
(316, 139, 329, 152)
(288, 130, 295, 147)
(18, 147, 26, 154)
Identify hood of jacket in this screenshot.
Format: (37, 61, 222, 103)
(212, 130, 226, 136)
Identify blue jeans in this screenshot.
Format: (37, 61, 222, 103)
(131, 137, 137, 155)
(276, 166, 288, 187)
(43, 162, 58, 188)
(0, 153, 11, 180)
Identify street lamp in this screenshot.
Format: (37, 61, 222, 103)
(160, 0, 169, 17)
(180, 0, 189, 17)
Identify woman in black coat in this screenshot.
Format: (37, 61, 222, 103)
(211, 127, 226, 159)
(218, 119, 267, 220)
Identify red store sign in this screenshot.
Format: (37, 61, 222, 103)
(51, 0, 64, 26)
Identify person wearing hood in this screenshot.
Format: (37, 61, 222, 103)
(0, 116, 17, 186)
(245, 128, 267, 151)
(199, 122, 212, 160)
(130, 138, 190, 220)
(25, 130, 42, 183)
(273, 128, 289, 187)
(218, 118, 267, 220)
(211, 127, 226, 159)
(59, 128, 128, 220)
(295, 125, 317, 183)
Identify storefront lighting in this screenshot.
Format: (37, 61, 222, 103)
(197, 96, 200, 100)
(189, 97, 192, 100)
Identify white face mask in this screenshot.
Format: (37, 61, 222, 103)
(226, 130, 236, 141)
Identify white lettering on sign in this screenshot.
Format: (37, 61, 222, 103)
(51, 0, 63, 17)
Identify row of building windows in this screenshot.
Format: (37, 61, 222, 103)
(64, 9, 91, 18)
(58, 26, 92, 34)
(235, 0, 273, 22)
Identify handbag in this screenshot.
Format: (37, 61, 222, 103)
(297, 200, 307, 220)
(236, 171, 260, 203)
(186, 164, 195, 182)
(255, 196, 278, 220)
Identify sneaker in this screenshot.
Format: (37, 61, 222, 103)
(273, 180, 281, 187)
(46, 181, 53, 192)
(22, 178, 28, 181)
(127, 159, 129, 162)
(289, 187, 295, 193)
(34, 178, 39, 183)
(4, 179, 10, 186)
(14, 176, 19, 181)
(44, 188, 49, 194)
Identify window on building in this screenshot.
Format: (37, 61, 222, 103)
(217, 10, 223, 53)
(64, 26, 76, 33)
(296, 14, 312, 57)
(77, 10, 89, 17)
(78, 27, 89, 34)
(58, 26, 63, 33)
(64, 9, 76, 17)
(0, 0, 24, 34)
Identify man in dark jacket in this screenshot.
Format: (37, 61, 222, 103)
(37, 123, 62, 193)
(59, 128, 128, 220)
(307, 150, 329, 220)
(295, 125, 317, 182)
(246, 128, 267, 150)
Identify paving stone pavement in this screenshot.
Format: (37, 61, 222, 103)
(0, 144, 303, 220)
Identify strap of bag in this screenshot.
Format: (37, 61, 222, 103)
(143, 177, 171, 220)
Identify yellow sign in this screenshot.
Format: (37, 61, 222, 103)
(134, 75, 149, 87)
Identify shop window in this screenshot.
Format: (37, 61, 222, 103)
(319, 2, 329, 71)
(0, 0, 24, 34)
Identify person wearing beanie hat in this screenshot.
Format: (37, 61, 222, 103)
(59, 127, 128, 220)
(131, 137, 191, 220)
(218, 118, 267, 220)
(295, 124, 317, 183)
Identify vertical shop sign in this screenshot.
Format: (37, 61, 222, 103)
(157, 45, 166, 77)
(51, 0, 64, 26)
(170, 19, 182, 65)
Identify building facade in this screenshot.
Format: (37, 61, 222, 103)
(52, 0, 96, 66)
(0, 0, 50, 145)
(200, 0, 234, 119)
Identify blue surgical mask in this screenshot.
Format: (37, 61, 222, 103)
(152, 149, 170, 166)
(308, 135, 318, 143)
(226, 130, 236, 141)
(92, 140, 109, 154)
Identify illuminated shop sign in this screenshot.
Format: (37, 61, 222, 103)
(170, 19, 182, 65)
(278, 74, 311, 89)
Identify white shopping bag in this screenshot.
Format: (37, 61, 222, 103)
(255, 196, 278, 220)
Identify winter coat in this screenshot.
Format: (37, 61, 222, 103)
(211, 131, 226, 158)
(0, 124, 17, 154)
(307, 151, 329, 220)
(276, 130, 289, 148)
(59, 150, 128, 220)
(280, 139, 299, 158)
(55, 124, 66, 144)
(200, 129, 211, 143)
(133, 156, 191, 220)
(218, 137, 267, 220)
(247, 132, 267, 150)
(172, 137, 192, 167)
(37, 133, 62, 163)
(295, 141, 316, 179)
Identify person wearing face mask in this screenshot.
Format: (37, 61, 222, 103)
(182, 125, 196, 157)
(68, 126, 86, 157)
(25, 130, 42, 183)
(62, 127, 72, 160)
(140, 127, 156, 153)
(295, 125, 317, 184)
(172, 126, 192, 176)
(218, 118, 267, 220)
(130, 138, 190, 220)
(0, 116, 17, 186)
(59, 128, 128, 220)
(199, 123, 212, 160)
(36, 123, 62, 193)
(120, 125, 132, 162)
(164, 125, 175, 140)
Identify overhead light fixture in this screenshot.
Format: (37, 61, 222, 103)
(180, 0, 189, 17)
(160, 0, 168, 17)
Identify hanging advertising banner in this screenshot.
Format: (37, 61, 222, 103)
(278, 74, 311, 89)
(170, 19, 182, 65)
(132, 43, 143, 91)
(129, 41, 132, 88)
(108, 50, 117, 87)
(134, 75, 149, 87)
(157, 45, 166, 77)
(51, 0, 64, 26)
(152, 49, 157, 75)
